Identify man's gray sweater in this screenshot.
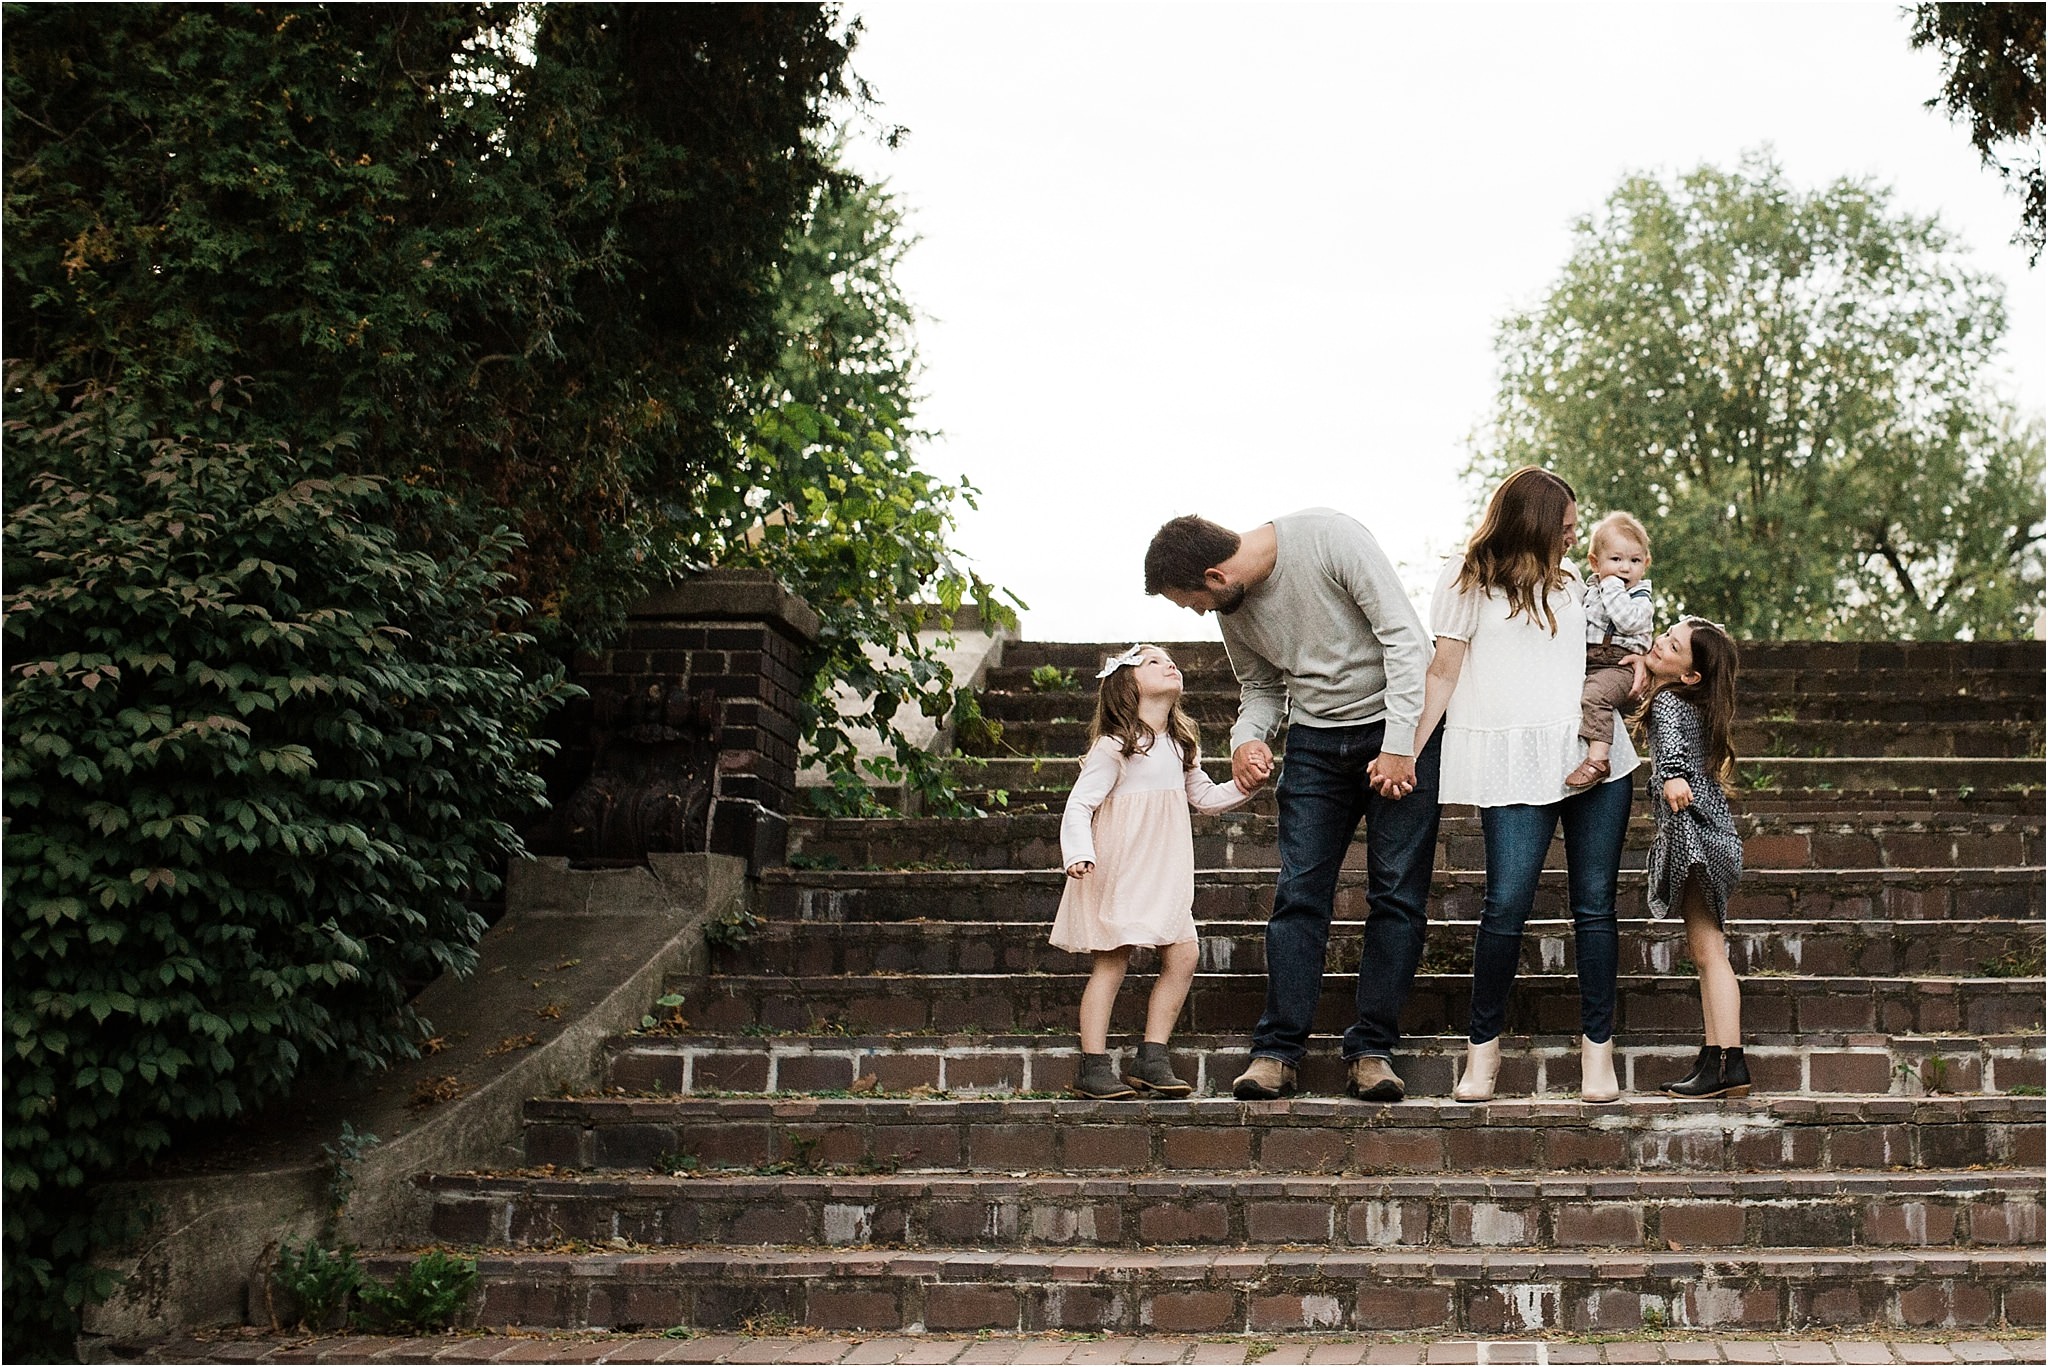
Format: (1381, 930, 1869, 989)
(1219, 508, 1429, 757)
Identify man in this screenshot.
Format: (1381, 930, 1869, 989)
(1144, 510, 1442, 1101)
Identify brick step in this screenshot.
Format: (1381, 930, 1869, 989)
(977, 686, 2043, 725)
(604, 1030, 2047, 1100)
(521, 1093, 2046, 1177)
(789, 810, 2045, 873)
(942, 757, 2047, 806)
(423, 1164, 2039, 1262)
(423, 1167, 2045, 1255)
(759, 866, 2046, 926)
(966, 718, 2045, 761)
(998, 639, 2044, 674)
(678, 971, 2043, 1039)
(718, 917, 2044, 981)
(401, 1244, 2044, 1334)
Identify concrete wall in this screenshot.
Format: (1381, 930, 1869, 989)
(82, 853, 746, 1346)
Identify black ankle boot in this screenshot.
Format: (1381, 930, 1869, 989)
(1124, 1042, 1193, 1097)
(1661, 1045, 1717, 1096)
(1665, 1045, 1753, 1099)
(1072, 1051, 1136, 1100)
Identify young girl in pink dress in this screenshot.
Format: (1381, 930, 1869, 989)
(1054, 644, 1254, 1099)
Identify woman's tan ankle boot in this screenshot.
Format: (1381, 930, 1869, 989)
(1580, 1036, 1620, 1103)
(1453, 1038, 1501, 1103)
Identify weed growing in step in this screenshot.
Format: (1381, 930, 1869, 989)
(353, 1250, 479, 1332)
(1028, 664, 1081, 692)
(2007, 1084, 2045, 1096)
(1979, 945, 2046, 977)
(786, 851, 844, 871)
(640, 992, 689, 1032)
(752, 1136, 824, 1175)
(272, 1241, 364, 1331)
(704, 900, 762, 949)
(1897, 1056, 1953, 1094)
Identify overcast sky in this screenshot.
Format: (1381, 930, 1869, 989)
(838, 2, 2046, 645)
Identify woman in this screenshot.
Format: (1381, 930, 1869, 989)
(1410, 466, 1638, 1103)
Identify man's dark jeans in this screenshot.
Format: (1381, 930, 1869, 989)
(1466, 774, 1633, 1046)
(1249, 721, 1444, 1065)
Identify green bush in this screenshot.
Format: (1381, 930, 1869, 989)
(352, 1250, 479, 1333)
(2, 376, 572, 1354)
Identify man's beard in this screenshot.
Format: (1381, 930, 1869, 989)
(1213, 582, 1248, 615)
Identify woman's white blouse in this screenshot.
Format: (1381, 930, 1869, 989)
(1430, 557, 1640, 807)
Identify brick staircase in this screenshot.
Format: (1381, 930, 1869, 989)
(402, 639, 2045, 1338)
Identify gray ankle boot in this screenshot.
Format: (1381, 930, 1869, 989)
(1124, 1042, 1193, 1096)
(1072, 1051, 1136, 1100)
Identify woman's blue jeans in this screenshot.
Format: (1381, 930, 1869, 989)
(1249, 721, 1444, 1065)
(1467, 775, 1633, 1046)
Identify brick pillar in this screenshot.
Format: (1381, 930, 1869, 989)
(553, 570, 818, 873)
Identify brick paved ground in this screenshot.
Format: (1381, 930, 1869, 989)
(135, 1332, 2048, 1365)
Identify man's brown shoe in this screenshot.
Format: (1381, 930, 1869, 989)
(1231, 1057, 1298, 1100)
(1346, 1055, 1406, 1102)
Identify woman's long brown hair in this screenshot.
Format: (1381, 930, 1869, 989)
(1090, 652, 1203, 771)
(1456, 465, 1578, 634)
(1636, 618, 1741, 792)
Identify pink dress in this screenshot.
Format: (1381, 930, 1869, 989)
(1049, 735, 1251, 952)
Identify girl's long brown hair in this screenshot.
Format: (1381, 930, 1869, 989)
(1090, 651, 1202, 771)
(1456, 466, 1578, 634)
(1636, 618, 1741, 791)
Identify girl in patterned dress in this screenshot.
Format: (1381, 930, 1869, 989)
(1055, 645, 1254, 1099)
(1637, 618, 1751, 1098)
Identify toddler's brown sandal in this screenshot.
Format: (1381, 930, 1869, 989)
(1564, 757, 1611, 789)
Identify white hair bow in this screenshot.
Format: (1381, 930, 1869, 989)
(1096, 644, 1150, 678)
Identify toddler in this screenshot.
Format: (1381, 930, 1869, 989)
(1053, 644, 1254, 1099)
(1637, 618, 1751, 1098)
(1566, 511, 1655, 788)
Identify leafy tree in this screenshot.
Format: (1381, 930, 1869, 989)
(1474, 151, 2044, 640)
(707, 162, 1019, 814)
(2, 374, 572, 1357)
(1910, 2, 2046, 263)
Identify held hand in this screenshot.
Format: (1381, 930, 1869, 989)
(1623, 654, 1648, 700)
(1232, 740, 1275, 790)
(1663, 778, 1693, 814)
(1065, 860, 1094, 879)
(1367, 752, 1417, 800)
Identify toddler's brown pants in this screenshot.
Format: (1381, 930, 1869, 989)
(1580, 643, 1638, 745)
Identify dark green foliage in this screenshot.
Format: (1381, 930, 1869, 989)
(352, 1249, 478, 1333)
(2, 375, 570, 1353)
(273, 1241, 364, 1332)
(2, 2, 862, 635)
(1911, 2, 2046, 262)
(1477, 151, 2044, 640)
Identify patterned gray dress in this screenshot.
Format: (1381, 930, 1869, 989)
(1645, 690, 1743, 924)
